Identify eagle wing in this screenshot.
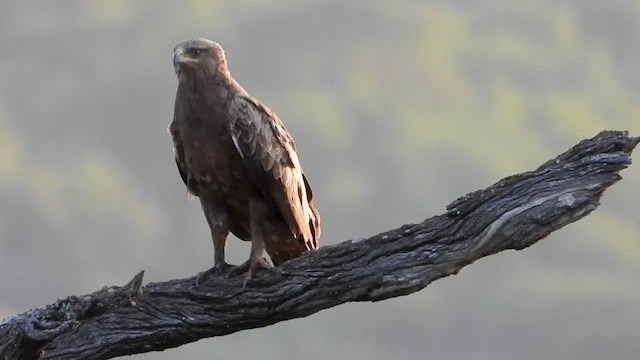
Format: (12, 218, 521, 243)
(229, 95, 320, 250)
(168, 121, 199, 197)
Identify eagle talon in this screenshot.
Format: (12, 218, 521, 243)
(194, 262, 233, 288)
(242, 257, 272, 287)
(228, 260, 251, 278)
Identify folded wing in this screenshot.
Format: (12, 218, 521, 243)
(229, 95, 320, 250)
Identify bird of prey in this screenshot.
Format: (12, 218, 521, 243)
(169, 38, 321, 285)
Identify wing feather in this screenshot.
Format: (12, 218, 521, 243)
(229, 95, 320, 249)
(168, 122, 199, 197)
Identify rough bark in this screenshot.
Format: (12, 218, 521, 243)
(1, 130, 638, 360)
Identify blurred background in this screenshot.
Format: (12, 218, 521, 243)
(1, 0, 640, 359)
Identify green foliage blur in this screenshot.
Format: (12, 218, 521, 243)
(1, 1, 639, 359)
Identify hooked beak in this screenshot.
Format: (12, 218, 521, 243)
(173, 47, 196, 75)
(173, 47, 185, 69)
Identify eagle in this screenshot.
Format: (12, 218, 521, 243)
(169, 38, 321, 285)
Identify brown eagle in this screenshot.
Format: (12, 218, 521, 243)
(169, 38, 320, 284)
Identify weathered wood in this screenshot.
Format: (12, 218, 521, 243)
(1, 130, 638, 360)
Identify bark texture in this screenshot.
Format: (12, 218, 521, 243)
(1, 130, 638, 360)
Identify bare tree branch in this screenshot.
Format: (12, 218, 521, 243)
(1, 130, 638, 360)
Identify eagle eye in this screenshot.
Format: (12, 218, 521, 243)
(192, 49, 202, 56)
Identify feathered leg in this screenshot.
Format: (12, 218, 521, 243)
(244, 197, 273, 285)
(195, 198, 231, 287)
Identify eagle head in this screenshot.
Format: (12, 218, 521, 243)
(173, 38, 227, 77)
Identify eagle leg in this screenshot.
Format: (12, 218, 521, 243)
(245, 248, 272, 283)
(195, 199, 232, 288)
(244, 198, 273, 287)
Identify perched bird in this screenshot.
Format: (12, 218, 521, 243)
(169, 38, 321, 285)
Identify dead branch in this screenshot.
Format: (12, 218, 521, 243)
(1, 130, 638, 360)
